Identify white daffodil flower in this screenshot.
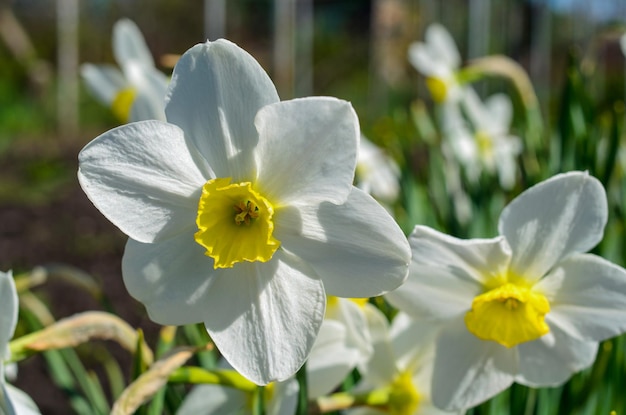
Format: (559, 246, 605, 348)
(78, 39, 410, 385)
(441, 90, 522, 190)
(408, 23, 464, 104)
(346, 309, 459, 415)
(386, 171, 626, 411)
(81, 18, 169, 123)
(0, 271, 41, 415)
(356, 136, 400, 204)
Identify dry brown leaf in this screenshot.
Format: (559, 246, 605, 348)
(19, 311, 153, 365)
(110, 346, 196, 415)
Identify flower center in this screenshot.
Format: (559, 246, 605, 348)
(475, 130, 494, 161)
(111, 87, 136, 123)
(464, 282, 550, 348)
(388, 371, 420, 415)
(234, 200, 259, 225)
(425, 77, 448, 103)
(194, 178, 280, 269)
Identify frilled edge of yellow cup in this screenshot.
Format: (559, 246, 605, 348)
(195, 178, 280, 269)
(465, 282, 550, 348)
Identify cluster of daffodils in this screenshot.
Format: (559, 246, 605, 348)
(410, 23, 522, 190)
(70, 19, 626, 415)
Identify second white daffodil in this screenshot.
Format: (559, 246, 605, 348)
(386, 171, 626, 411)
(81, 19, 169, 123)
(78, 39, 410, 385)
(441, 90, 522, 190)
(408, 23, 463, 104)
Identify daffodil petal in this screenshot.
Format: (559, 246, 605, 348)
(494, 135, 522, 190)
(425, 23, 461, 70)
(359, 304, 398, 386)
(269, 379, 299, 415)
(254, 97, 358, 206)
(112, 18, 155, 71)
(356, 135, 400, 202)
(275, 187, 409, 298)
(165, 39, 279, 181)
(515, 321, 597, 387)
(4, 385, 41, 415)
(386, 226, 510, 320)
(389, 312, 440, 376)
(127, 64, 169, 122)
(122, 232, 219, 325)
(484, 93, 513, 129)
(461, 89, 510, 134)
(534, 253, 626, 342)
(307, 320, 361, 398)
(326, 299, 373, 367)
(177, 384, 246, 415)
(408, 42, 449, 78)
(418, 403, 464, 415)
(204, 250, 325, 385)
(80, 63, 127, 105)
(430, 320, 517, 411)
(130, 87, 166, 122)
(0, 271, 17, 349)
(0, 380, 16, 415)
(498, 171, 607, 283)
(78, 121, 209, 243)
(408, 23, 460, 78)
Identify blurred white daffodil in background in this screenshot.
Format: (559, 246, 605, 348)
(1, 271, 41, 415)
(81, 18, 169, 123)
(324, 296, 375, 372)
(356, 136, 401, 204)
(441, 90, 522, 190)
(78, 39, 410, 385)
(408, 23, 464, 104)
(346, 309, 460, 415)
(386, 172, 626, 411)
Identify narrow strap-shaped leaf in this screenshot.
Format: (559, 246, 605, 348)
(111, 346, 196, 415)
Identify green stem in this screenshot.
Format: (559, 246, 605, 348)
(168, 366, 257, 393)
(296, 362, 308, 415)
(314, 388, 391, 413)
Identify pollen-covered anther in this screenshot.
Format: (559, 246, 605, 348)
(504, 297, 520, 310)
(234, 200, 259, 225)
